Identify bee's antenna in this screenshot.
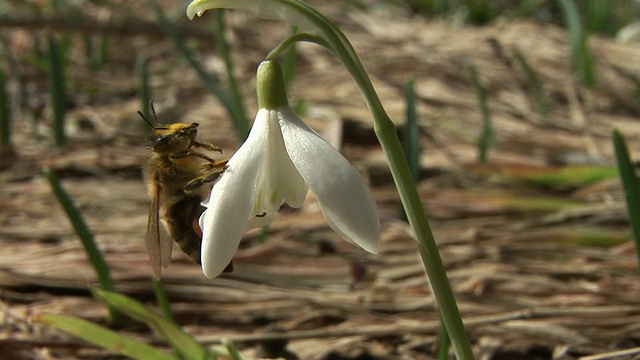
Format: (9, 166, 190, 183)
(150, 101, 159, 123)
(138, 101, 158, 128)
(138, 110, 155, 129)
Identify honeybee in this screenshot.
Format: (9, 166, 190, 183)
(140, 104, 233, 277)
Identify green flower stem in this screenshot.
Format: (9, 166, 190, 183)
(266, 33, 330, 61)
(282, 26, 300, 86)
(375, 96, 474, 360)
(268, 4, 475, 359)
(188, 1, 474, 358)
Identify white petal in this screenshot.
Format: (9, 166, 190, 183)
(253, 109, 308, 214)
(199, 112, 268, 278)
(278, 107, 380, 254)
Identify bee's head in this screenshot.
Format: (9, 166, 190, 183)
(138, 103, 199, 154)
(148, 122, 199, 153)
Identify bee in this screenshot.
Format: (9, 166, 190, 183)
(140, 104, 233, 277)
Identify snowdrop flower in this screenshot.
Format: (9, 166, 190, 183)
(199, 60, 380, 278)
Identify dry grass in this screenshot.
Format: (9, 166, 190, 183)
(1, 1, 640, 359)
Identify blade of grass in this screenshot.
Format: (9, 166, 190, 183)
(34, 313, 175, 360)
(47, 32, 67, 147)
(586, 0, 615, 36)
(399, 78, 421, 221)
(612, 128, 640, 267)
(137, 56, 152, 124)
(513, 49, 549, 122)
(43, 168, 119, 323)
(0, 36, 28, 118)
(636, 82, 640, 117)
(222, 339, 245, 360)
(414, 0, 447, 14)
(212, 9, 246, 127)
(468, 62, 494, 163)
(152, 277, 186, 360)
(152, 277, 175, 324)
(560, 0, 596, 86)
(465, 0, 494, 25)
(85, 35, 111, 71)
(0, 69, 10, 149)
(506, 0, 547, 22)
(147, 0, 248, 139)
(98, 35, 111, 68)
(94, 290, 215, 360)
(482, 164, 618, 189)
(403, 78, 420, 182)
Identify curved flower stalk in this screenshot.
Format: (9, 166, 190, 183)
(187, 1, 474, 359)
(199, 61, 380, 278)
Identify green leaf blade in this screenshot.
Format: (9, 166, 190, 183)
(94, 290, 212, 360)
(36, 314, 175, 360)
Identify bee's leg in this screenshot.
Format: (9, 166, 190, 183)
(184, 163, 228, 192)
(194, 141, 223, 153)
(169, 150, 191, 159)
(201, 158, 229, 171)
(171, 150, 217, 163)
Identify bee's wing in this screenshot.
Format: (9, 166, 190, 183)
(146, 183, 173, 278)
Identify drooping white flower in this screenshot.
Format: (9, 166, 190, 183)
(200, 60, 379, 278)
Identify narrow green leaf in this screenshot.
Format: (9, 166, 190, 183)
(98, 35, 111, 68)
(43, 168, 119, 323)
(465, 0, 494, 25)
(35, 314, 175, 360)
(94, 290, 212, 360)
(0, 36, 28, 120)
(398, 78, 418, 236)
(513, 49, 549, 122)
(152, 277, 175, 323)
(495, 165, 618, 189)
(0, 69, 10, 148)
(403, 78, 420, 182)
(612, 129, 640, 267)
(636, 82, 640, 117)
(212, 9, 246, 131)
(47, 32, 67, 147)
(137, 56, 152, 125)
(414, 0, 447, 14)
(85, 35, 111, 71)
(506, 0, 547, 22)
(222, 338, 244, 360)
(560, 0, 596, 85)
(586, 0, 615, 35)
(468, 62, 494, 163)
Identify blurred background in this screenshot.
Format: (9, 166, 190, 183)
(2, 1, 640, 359)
